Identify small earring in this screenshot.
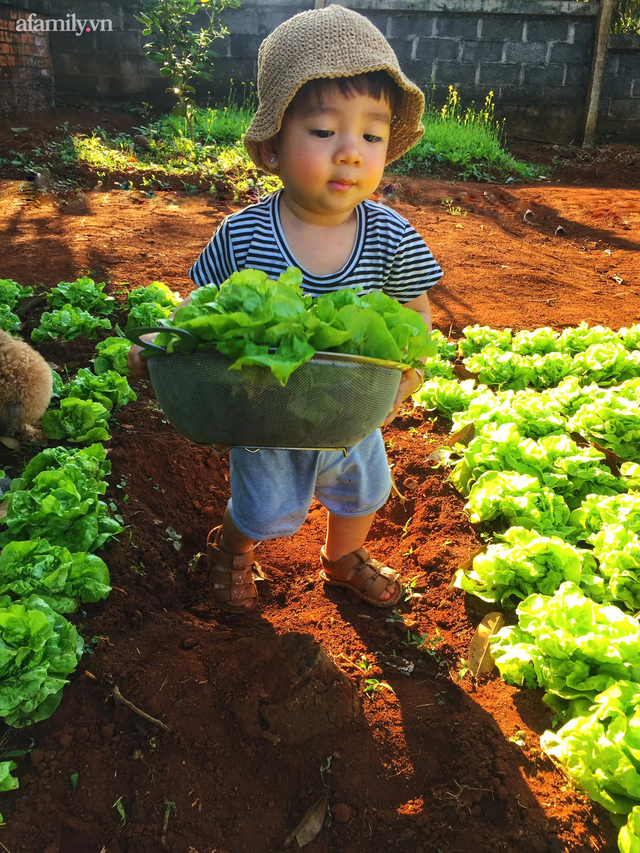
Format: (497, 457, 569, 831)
(270, 157, 275, 163)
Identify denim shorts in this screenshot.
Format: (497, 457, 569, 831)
(228, 429, 391, 540)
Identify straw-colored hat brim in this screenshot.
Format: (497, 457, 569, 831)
(244, 6, 425, 174)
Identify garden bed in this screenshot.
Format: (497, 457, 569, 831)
(0, 131, 638, 852)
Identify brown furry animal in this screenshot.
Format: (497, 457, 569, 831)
(0, 329, 53, 441)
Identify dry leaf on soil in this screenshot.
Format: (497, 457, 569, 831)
(0, 436, 20, 450)
(469, 612, 505, 678)
(284, 791, 328, 848)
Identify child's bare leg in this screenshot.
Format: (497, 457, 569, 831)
(324, 512, 396, 601)
(208, 507, 257, 610)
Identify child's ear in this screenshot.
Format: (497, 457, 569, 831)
(259, 137, 279, 169)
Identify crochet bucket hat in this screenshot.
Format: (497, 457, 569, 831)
(243, 5, 425, 174)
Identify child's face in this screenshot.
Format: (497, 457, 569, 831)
(270, 85, 392, 220)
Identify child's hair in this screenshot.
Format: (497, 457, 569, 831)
(286, 71, 400, 120)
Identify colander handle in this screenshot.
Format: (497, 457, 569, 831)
(125, 326, 196, 356)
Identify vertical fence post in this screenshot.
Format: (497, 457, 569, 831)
(583, 0, 616, 148)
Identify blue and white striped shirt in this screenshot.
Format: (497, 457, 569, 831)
(188, 189, 443, 303)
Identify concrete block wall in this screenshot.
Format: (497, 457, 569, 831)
(0, 0, 638, 143)
(0, 5, 54, 112)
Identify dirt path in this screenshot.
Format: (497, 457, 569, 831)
(0, 166, 638, 853)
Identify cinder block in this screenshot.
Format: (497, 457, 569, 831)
(256, 9, 305, 38)
(359, 11, 389, 37)
(435, 15, 480, 40)
(223, 7, 259, 36)
(565, 64, 589, 86)
(522, 63, 565, 88)
(461, 40, 502, 63)
(550, 42, 590, 65)
(93, 29, 139, 53)
(543, 85, 584, 104)
(479, 63, 520, 86)
(503, 41, 547, 64)
(525, 19, 568, 44)
(417, 37, 459, 63)
(389, 13, 434, 40)
(601, 74, 633, 99)
(481, 18, 523, 41)
(435, 61, 477, 85)
(497, 85, 544, 105)
(618, 54, 640, 82)
(572, 20, 595, 43)
(229, 33, 262, 59)
(609, 98, 640, 119)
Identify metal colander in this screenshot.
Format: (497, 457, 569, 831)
(127, 327, 403, 450)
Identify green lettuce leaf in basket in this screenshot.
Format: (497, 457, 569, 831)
(152, 267, 435, 385)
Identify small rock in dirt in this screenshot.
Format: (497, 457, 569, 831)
(30, 749, 44, 768)
(182, 637, 197, 650)
(134, 134, 151, 148)
(333, 803, 354, 824)
(58, 733, 73, 748)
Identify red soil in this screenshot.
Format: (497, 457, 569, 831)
(0, 111, 638, 853)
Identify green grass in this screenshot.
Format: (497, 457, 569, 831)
(391, 87, 547, 182)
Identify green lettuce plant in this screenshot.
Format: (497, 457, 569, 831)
(61, 368, 137, 412)
(32, 304, 111, 342)
(0, 594, 84, 728)
(0, 304, 21, 333)
(453, 526, 603, 607)
(541, 681, 640, 815)
(0, 278, 34, 309)
(42, 398, 111, 444)
(457, 324, 512, 358)
(93, 337, 132, 376)
(0, 538, 111, 613)
(47, 276, 115, 316)
(466, 470, 574, 539)
(490, 583, 640, 709)
(127, 281, 181, 310)
(0, 760, 18, 791)
(0, 444, 122, 552)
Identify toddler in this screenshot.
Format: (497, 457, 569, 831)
(129, 5, 443, 613)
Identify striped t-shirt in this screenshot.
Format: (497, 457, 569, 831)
(188, 189, 443, 303)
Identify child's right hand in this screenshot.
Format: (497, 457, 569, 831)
(127, 344, 150, 380)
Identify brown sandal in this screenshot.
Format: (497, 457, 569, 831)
(319, 547, 402, 608)
(206, 526, 266, 613)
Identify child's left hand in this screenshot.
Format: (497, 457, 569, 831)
(382, 367, 424, 426)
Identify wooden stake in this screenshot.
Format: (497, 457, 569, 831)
(583, 0, 617, 148)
